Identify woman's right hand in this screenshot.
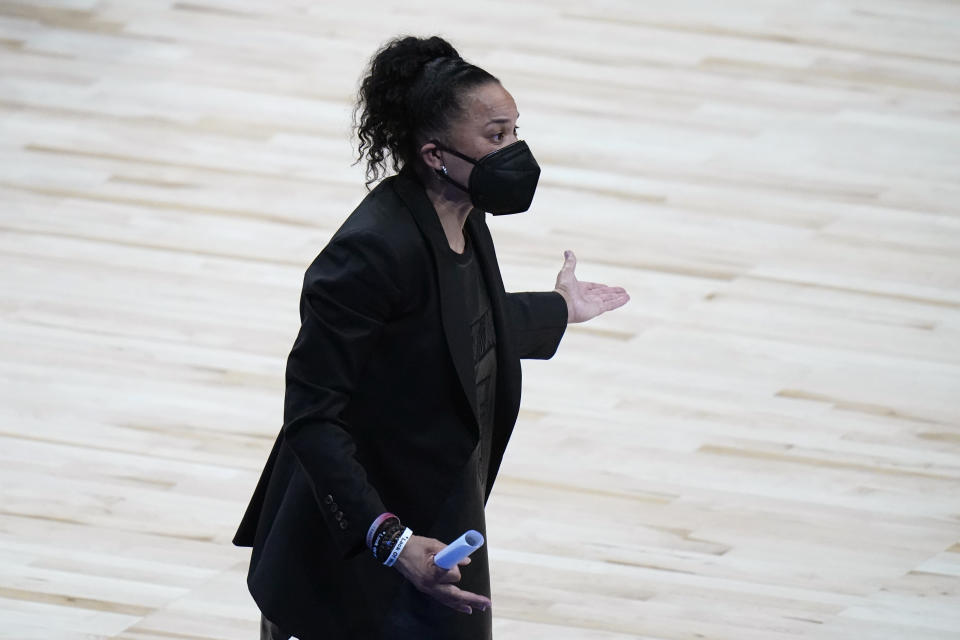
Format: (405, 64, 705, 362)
(392, 534, 492, 614)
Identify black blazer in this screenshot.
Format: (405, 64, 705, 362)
(232, 167, 568, 639)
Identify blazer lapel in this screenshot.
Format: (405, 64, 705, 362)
(392, 170, 480, 430)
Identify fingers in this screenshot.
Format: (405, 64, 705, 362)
(601, 292, 631, 306)
(556, 250, 578, 291)
(582, 283, 630, 305)
(602, 296, 629, 312)
(435, 564, 462, 584)
(581, 281, 627, 294)
(435, 584, 492, 614)
(433, 553, 472, 584)
(399, 536, 491, 615)
(587, 288, 627, 299)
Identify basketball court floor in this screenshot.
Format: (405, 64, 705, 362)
(1, 1, 958, 638)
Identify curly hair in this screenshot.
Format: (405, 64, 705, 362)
(353, 35, 499, 188)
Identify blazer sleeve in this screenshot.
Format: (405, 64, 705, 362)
(282, 229, 403, 560)
(505, 290, 569, 360)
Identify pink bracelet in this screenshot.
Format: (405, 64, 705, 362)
(366, 512, 398, 549)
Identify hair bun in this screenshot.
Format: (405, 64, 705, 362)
(387, 35, 460, 72)
(366, 36, 461, 94)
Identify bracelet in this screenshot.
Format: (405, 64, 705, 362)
(372, 521, 404, 560)
(366, 512, 399, 549)
(383, 527, 413, 567)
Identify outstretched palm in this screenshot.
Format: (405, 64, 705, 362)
(553, 250, 630, 324)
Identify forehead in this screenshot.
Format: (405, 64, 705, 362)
(458, 82, 518, 127)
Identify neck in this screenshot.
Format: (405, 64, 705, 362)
(424, 178, 473, 254)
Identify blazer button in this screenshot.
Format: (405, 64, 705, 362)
(323, 495, 334, 505)
(335, 511, 344, 521)
(339, 519, 349, 530)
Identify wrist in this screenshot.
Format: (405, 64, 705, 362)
(392, 534, 419, 574)
(554, 288, 571, 323)
(382, 527, 413, 567)
(368, 513, 403, 561)
(366, 512, 399, 549)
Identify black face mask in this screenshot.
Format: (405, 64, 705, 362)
(432, 139, 541, 215)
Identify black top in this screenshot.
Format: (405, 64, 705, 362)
(450, 227, 498, 487)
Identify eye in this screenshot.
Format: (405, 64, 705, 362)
(492, 126, 518, 143)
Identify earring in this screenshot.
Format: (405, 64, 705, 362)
(440, 165, 449, 175)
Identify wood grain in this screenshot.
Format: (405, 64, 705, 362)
(1, 1, 958, 638)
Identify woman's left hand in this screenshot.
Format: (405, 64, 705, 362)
(553, 250, 630, 324)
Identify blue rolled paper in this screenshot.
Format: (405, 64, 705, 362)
(433, 530, 485, 570)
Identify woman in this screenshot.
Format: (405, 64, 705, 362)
(233, 35, 630, 640)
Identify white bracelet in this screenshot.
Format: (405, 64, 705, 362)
(383, 527, 413, 567)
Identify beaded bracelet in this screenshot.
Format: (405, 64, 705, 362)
(366, 512, 398, 549)
(372, 521, 404, 560)
(383, 527, 413, 567)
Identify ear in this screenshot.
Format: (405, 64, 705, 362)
(418, 141, 444, 172)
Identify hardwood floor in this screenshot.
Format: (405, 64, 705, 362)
(1, 1, 958, 638)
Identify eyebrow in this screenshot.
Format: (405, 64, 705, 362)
(485, 115, 520, 126)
